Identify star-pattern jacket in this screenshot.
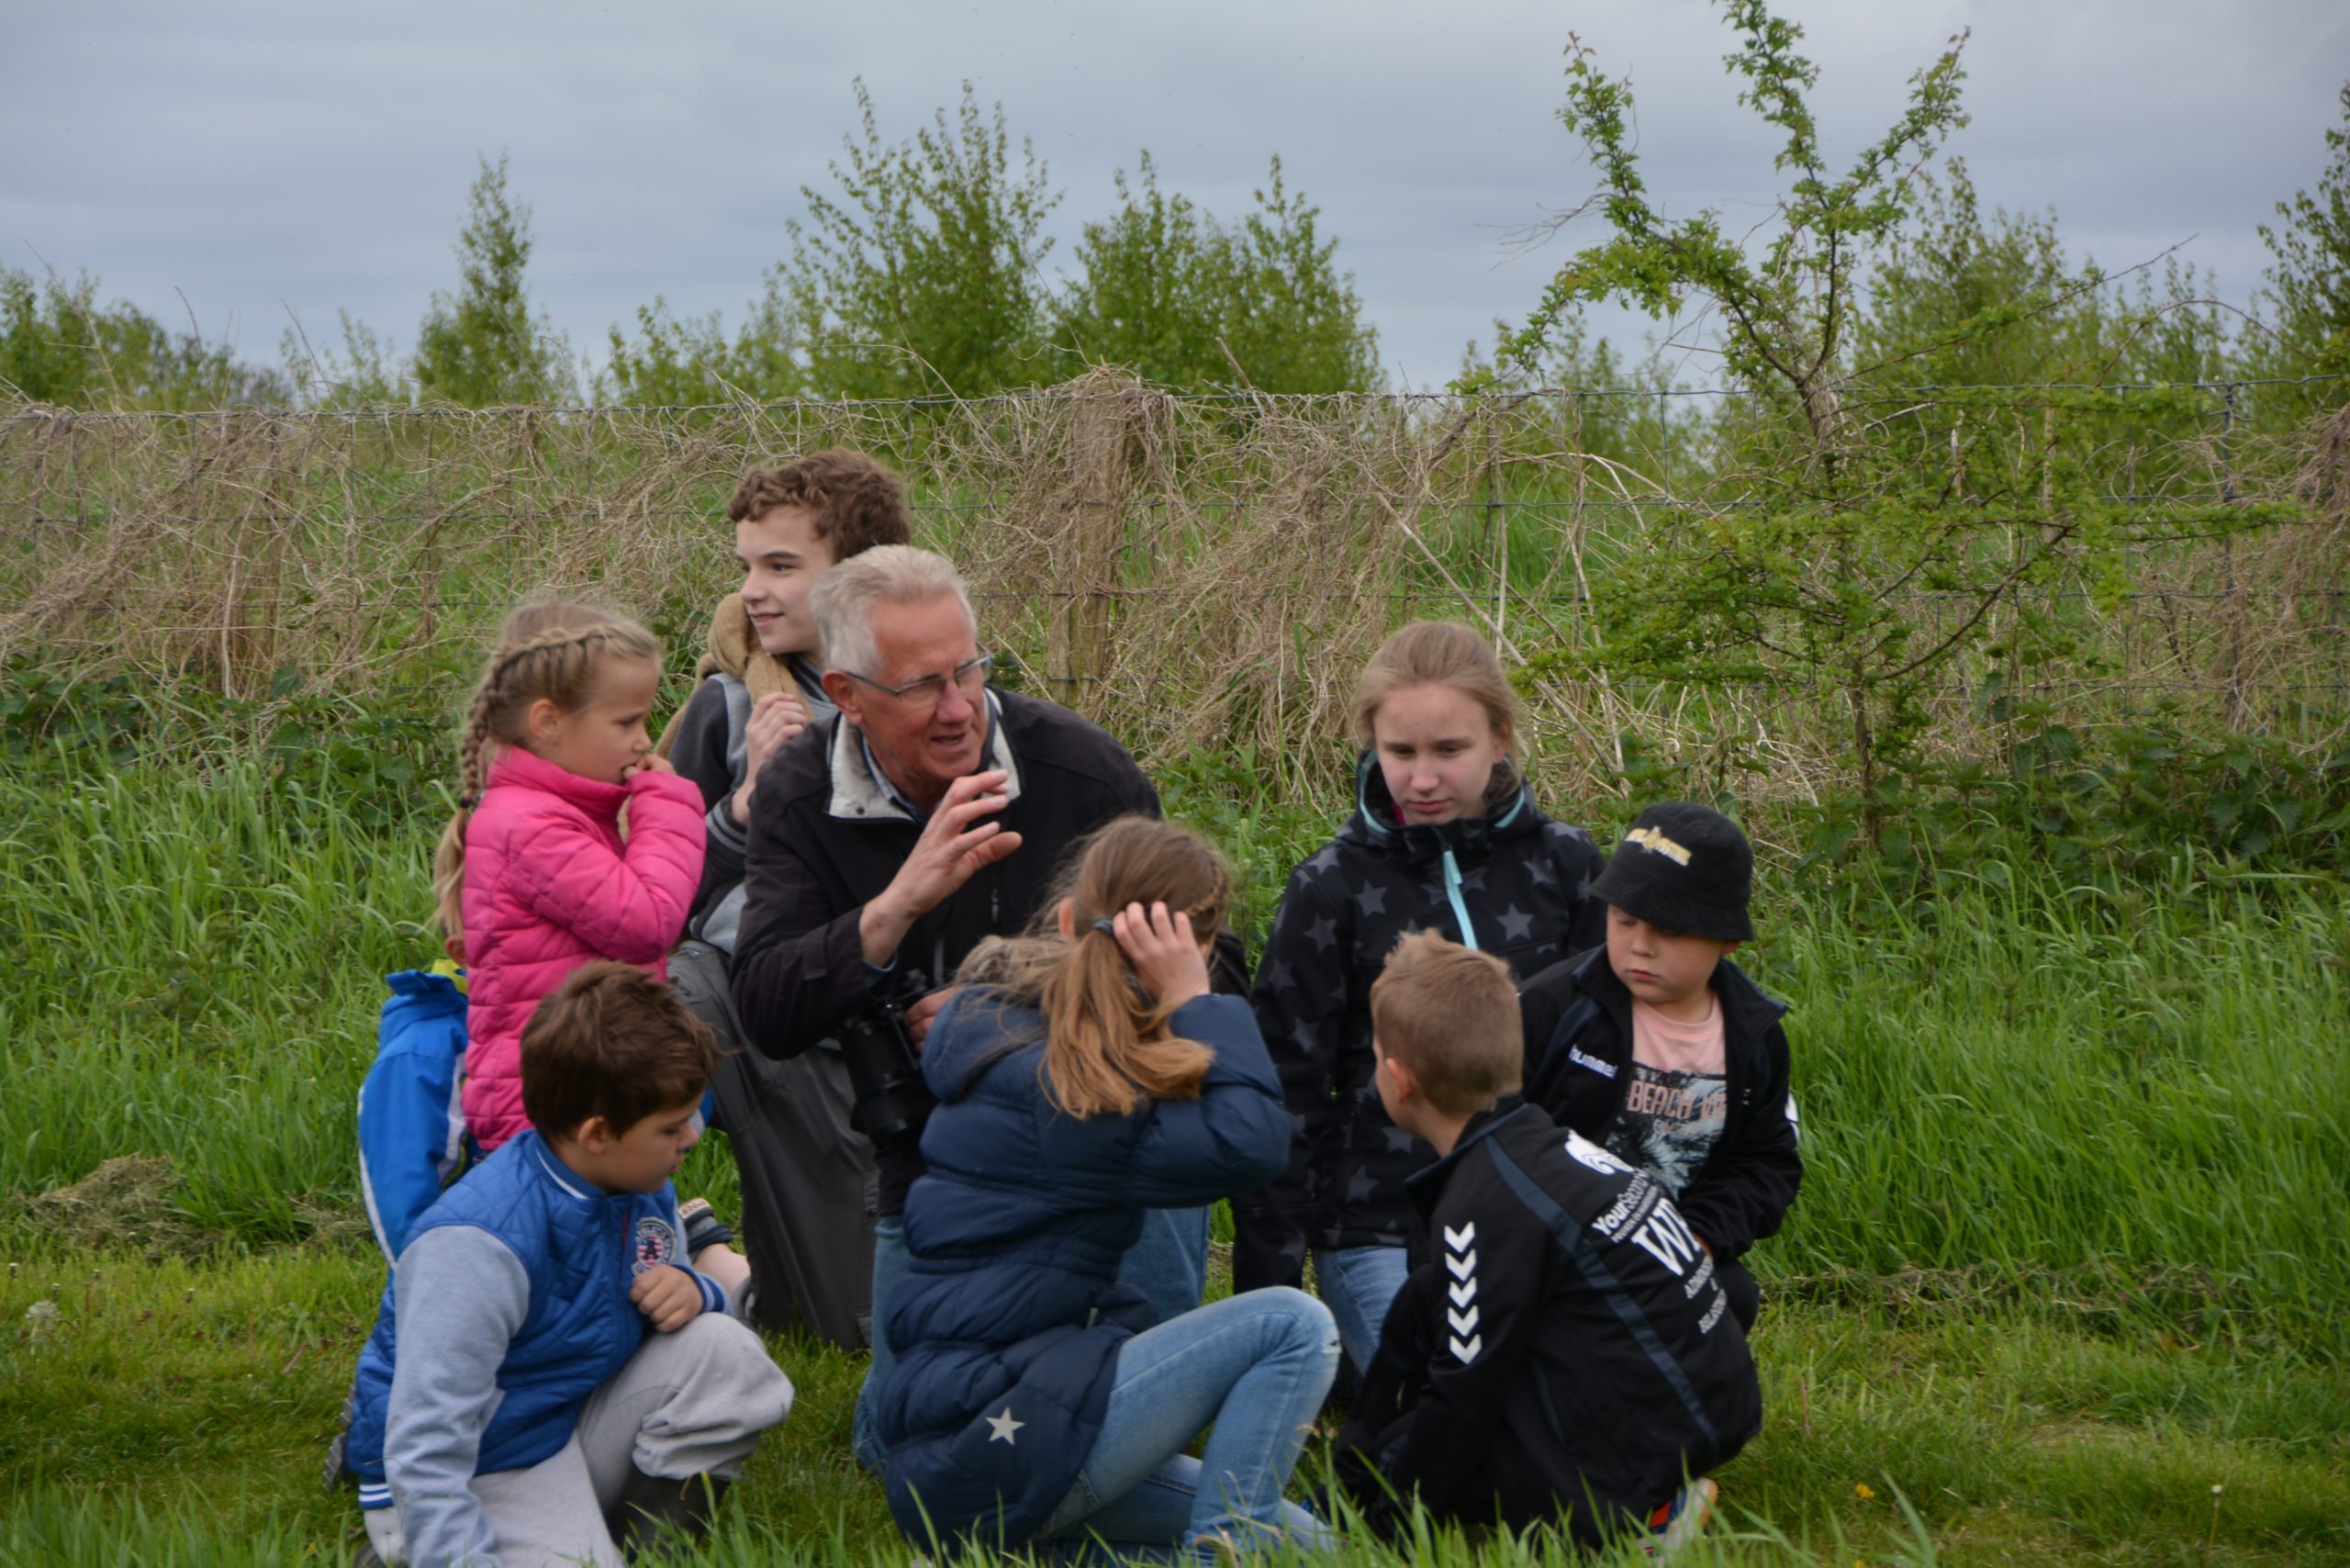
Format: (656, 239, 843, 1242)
(1516, 946, 1801, 1262)
(1233, 758, 1605, 1290)
(1335, 1099, 1761, 1543)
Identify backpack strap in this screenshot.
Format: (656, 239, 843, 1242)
(715, 671, 753, 785)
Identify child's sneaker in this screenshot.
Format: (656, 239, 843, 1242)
(1643, 1478, 1716, 1561)
(677, 1197, 734, 1256)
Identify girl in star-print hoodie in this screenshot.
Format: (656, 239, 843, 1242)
(874, 819, 1337, 1562)
(1234, 623, 1606, 1375)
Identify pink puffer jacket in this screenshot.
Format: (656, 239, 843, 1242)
(458, 745, 707, 1150)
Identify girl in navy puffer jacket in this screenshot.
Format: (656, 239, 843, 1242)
(875, 818, 1337, 1562)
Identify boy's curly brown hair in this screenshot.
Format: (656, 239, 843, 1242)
(725, 448, 912, 561)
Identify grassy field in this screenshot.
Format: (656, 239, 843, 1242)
(2, 738, 2346, 1563)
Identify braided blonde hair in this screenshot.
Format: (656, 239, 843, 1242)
(432, 600, 663, 945)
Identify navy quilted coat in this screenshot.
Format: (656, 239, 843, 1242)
(874, 990, 1288, 1547)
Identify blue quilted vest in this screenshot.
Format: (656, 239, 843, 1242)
(344, 1130, 682, 1503)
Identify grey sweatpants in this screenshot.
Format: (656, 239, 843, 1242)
(364, 1313, 792, 1568)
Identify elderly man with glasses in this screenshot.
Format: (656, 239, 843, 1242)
(730, 544, 1220, 1472)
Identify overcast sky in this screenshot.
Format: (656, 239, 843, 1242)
(5, 1, 2344, 392)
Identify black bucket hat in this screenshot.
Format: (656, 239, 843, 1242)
(1588, 802, 1755, 943)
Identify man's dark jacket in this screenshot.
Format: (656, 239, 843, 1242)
(1233, 757, 1605, 1291)
(1516, 947, 1800, 1263)
(1336, 1099, 1760, 1544)
(730, 690, 1161, 1213)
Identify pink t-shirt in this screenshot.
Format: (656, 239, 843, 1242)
(1604, 995, 1729, 1199)
(1628, 995, 1727, 1077)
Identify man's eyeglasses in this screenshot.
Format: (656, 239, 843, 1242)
(840, 653, 993, 711)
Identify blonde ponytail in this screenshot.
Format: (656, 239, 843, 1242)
(1038, 924, 1214, 1118)
(957, 816, 1232, 1119)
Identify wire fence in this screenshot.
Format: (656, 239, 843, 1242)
(3, 373, 2344, 810)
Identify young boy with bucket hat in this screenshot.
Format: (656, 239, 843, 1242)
(1516, 802, 1802, 1331)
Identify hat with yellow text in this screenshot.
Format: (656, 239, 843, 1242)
(1587, 801, 1754, 942)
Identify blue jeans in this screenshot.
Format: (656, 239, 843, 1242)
(1124, 1204, 1212, 1325)
(851, 1213, 913, 1473)
(854, 1205, 1213, 1473)
(1038, 1287, 1337, 1559)
(1313, 1243, 1410, 1376)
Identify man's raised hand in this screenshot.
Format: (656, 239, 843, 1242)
(858, 770, 1023, 966)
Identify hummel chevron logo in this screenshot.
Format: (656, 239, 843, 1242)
(1443, 1222, 1482, 1362)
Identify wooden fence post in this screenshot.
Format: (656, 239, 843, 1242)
(1046, 370, 1142, 711)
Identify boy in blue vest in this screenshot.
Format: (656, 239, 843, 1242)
(343, 961, 794, 1567)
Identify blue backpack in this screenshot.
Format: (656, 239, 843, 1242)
(358, 965, 469, 1263)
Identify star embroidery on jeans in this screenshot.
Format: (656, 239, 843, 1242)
(986, 1406, 1025, 1445)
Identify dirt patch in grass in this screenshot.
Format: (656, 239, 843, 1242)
(21, 1155, 203, 1259)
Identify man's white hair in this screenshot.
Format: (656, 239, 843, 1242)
(811, 544, 979, 680)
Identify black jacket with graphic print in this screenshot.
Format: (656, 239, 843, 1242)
(1335, 1098, 1761, 1543)
(1232, 758, 1605, 1292)
(1516, 946, 1800, 1262)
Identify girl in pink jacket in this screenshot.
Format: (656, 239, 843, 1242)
(431, 600, 708, 1154)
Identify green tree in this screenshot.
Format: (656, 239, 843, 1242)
(602, 278, 805, 405)
(1503, 0, 1969, 459)
(1851, 162, 2230, 390)
(1455, 313, 1709, 487)
(1844, 162, 2233, 492)
(780, 79, 1058, 400)
(412, 154, 574, 407)
(1505, 2, 2283, 842)
(2248, 82, 2350, 411)
(0, 266, 286, 409)
(280, 309, 408, 409)
(1052, 153, 1380, 393)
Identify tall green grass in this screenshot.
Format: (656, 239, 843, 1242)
(1751, 853, 2350, 1352)
(5, 748, 2345, 1358)
(0, 746, 428, 1238)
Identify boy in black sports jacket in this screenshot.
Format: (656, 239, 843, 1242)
(1335, 933, 1760, 1553)
(1517, 802, 1800, 1332)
